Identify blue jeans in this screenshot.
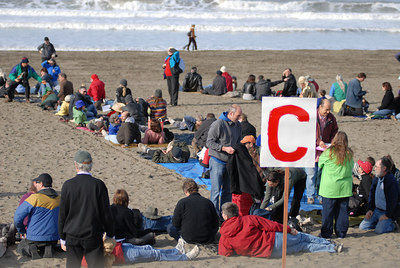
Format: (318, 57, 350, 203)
(271, 232, 335, 258)
(209, 156, 231, 217)
(86, 104, 98, 119)
(166, 224, 180, 241)
(141, 215, 172, 232)
(321, 197, 349, 238)
(305, 162, 319, 199)
(359, 208, 395, 234)
(372, 109, 394, 116)
(122, 243, 188, 263)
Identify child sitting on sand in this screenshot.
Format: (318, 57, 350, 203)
(349, 159, 374, 216)
(55, 94, 71, 116)
(73, 100, 88, 127)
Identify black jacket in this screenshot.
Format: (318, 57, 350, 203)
(58, 174, 114, 242)
(37, 42, 56, 60)
(377, 90, 395, 110)
(110, 204, 142, 240)
(240, 120, 257, 139)
(242, 82, 256, 96)
(227, 143, 265, 201)
(123, 102, 145, 125)
(194, 118, 216, 148)
(255, 79, 284, 100)
(115, 87, 132, 104)
(394, 96, 400, 115)
(182, 72, 203, 92)
(282, 74, 297, 97)
(172, 193, 219, 243)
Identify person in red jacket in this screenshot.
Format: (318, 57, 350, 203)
(88, 74, 105, 110)
(220, 66, 233, 92)
(219, 202, 340, 258)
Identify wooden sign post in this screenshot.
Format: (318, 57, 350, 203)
(260, 97, 317, 268)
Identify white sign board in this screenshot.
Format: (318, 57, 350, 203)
(260, 97, 317, 168)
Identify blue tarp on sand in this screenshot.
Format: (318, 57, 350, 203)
(160, 159, 322, 212)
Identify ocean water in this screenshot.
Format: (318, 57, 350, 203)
(0, 0, 399, 51)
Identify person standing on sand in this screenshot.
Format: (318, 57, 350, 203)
(37, 37, 57, 63)
(207, 104, 242, 219)
(58, 151, 114, 268)
(163, 47, 182, 106)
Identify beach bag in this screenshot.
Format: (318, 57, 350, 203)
(171, 58, 185, 75)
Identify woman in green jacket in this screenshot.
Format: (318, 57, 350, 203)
(318, 131, 353, 238)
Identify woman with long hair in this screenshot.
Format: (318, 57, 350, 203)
(318, 131, 354, 238)
(330, 74, 347, 101)
(142, 118, 166, 144)
(242, 74, 256, 100)
(372, 82, 395, 117)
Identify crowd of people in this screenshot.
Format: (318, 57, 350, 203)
(1, 42, 400, 267)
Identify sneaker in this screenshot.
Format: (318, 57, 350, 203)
(175, 237, 186, 254)
(307, 197, 314, 204)
(334, 242, 343, 253)
(186, 245, 200, 260)
(138, 143, 148, 153)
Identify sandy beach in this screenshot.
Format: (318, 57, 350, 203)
(0, 49, 399, 267)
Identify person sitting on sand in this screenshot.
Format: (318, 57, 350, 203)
(73, 100, 89, 127)
(115, 79, 132, 104)
(348, 159, 373, 216)
(344, 73, 367, 116)
(192, 113, 216, 154)
(110, 189, 156, 246)
(14, 174, 60, 259)
(88, 74, 105, 110)
(281, 68, 297, 97)
(102, 113, 121, 144)
(41, 58, 61, 88)
(391, 89, 400, 121)
(116, 111, 141, 147)
(68, 85, 97, 120)
(242, 74, 256, 100)
(55, 94, 71, 117)
(122, 96, 146, 125)
(34, 67, 53, 97)
(255, 75, 285, 100)
(370, 82, 395, 118)
(146, 89, 168, 122)
(182, 66, 203, 92)
(298, 76, 317, 98)
(88, 117, 108, 134)
(171, 115, 203, 132)
(330, 74, 347, 102)
(167, 179, 219, 245)
(138, 141, 190, 163)
(201, 71, 227, 96)
(220, 66, 233, 92)
(142, 118, 166, 144)
(57, 72, 73, 105)
(359, 157, 400, 234)
(317, 89, 327, 108)
(219, 202, 341, 258)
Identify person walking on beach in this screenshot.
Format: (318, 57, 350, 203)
(185, 24, 197, 51)
(6, 57, 43, 103)
(207, 104, 242, 219)
(37, 37, 56, 63)
(58, 151, 114, 268)
(163, 47, 183, 106)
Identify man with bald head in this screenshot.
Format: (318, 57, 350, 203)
(305, 99, 338, 204)
(207, 104, 242, 219)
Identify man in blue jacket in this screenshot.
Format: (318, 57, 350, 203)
(359, 157, 400, 234)
(345, 73, 367, 116)
(14, 173, 60, 259)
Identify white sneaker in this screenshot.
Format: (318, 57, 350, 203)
(335, 242, 343, 253)
(186, 245, 200, 260)
(175, 237, 186, 254)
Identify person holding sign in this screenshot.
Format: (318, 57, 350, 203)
(318, 131, 354, 239)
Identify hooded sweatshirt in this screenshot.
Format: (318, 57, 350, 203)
(88, 74, 105, 102)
